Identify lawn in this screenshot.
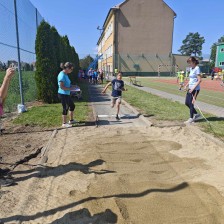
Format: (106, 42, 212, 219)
(122, 85, 224, 138)
(123, 77, 224, 108)
(13, 81, 90, 128)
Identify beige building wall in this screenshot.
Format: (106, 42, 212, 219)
(98, 0, 176, 75)
(116, 0, 175, 55)
(173, 54, 189, 71)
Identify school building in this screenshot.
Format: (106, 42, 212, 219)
(97, 0, 188, 76)
(215, 43, 224, 69)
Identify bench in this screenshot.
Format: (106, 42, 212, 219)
(128, 76, 141, 86)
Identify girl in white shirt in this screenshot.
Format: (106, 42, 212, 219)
(184, 57, 202, 124)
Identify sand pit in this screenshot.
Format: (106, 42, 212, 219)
(1, 125, 224, 223)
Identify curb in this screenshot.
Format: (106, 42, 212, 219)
(40, 129, 58, 164)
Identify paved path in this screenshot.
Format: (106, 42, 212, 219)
(126, 83, 224, 118)
(89, 84, 147, 127)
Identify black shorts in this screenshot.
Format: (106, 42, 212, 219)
(58, 93, 75, 115)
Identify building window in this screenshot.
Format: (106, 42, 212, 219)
(219, 62, 224, 66)
(221, 48, 224, 52)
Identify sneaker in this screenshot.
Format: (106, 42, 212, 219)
(68, 120, 78, 124)
(0, 177, 14, 187)
(193, 114, 201, 121)
(184, 118, 194, 124)
(62, 123, 72, 128)
(115, 115, 120, 121)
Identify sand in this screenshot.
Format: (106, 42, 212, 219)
(1, 124, 224, 224)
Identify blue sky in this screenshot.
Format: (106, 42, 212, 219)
(29, 0, 224, 59)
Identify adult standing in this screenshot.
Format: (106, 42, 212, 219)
(184, 57, 202, 124)
(58, 62, 77, 128)
(0, 67, 15, 187)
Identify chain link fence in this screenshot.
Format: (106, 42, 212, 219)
(0, 0, 43, 112)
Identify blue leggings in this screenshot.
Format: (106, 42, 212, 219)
(185, 90, 199, 118)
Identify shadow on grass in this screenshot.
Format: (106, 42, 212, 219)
(197, 116, 224, 123)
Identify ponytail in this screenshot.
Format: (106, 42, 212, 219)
(60, 62, 73, 70)
(187, 57, 199, 65)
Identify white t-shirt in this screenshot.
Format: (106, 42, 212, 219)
(189, 66, 200, 91)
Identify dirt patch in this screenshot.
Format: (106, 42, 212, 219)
(0, 111, 51, 172)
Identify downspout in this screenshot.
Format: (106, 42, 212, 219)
(171, 14, 177, 74)
(113, 9, 117, 74)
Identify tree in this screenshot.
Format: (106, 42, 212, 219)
(179, 32, 205, 57)
(35, 21, 80, 103)
(210, 35, 224, 69)
(80, 55, 94, 70)
(35, 21, 58, 103)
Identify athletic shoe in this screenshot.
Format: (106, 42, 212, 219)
(68, 120, 78, 124)
(184, 118, 194, 124)
(62, 123, 72, 128)
(193, 114, 201, 121)
(0, 177, 14, 187)
(116, 115, 120, 121)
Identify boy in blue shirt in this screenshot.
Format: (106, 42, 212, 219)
(102, 72, 127, 120)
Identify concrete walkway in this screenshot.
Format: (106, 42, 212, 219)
(126, 83, 224, 118)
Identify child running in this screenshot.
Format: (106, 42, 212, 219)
(102, 72, 127, 120)
(184, 57, 202, 124)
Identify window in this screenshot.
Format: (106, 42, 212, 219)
(221, 48, 224, 52)
(219, 62, 224, 66)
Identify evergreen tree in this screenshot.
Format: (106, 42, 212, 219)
(179, 32, 205, 57)
(35, 21, 58, 103)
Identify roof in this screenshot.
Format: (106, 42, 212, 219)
(97, 2, 124, 45)
(216, 42, 224, 46)
(163, 0, 176, 17)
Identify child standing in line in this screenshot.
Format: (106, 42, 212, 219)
(102, 72, 127, 120)
(177, 70, 185, 90)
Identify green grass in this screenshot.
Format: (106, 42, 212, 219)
(13, 82, 90, 128)
(0, 71, 37, 112)
(122, 85, 224, 138)
(124, 77, 224, 108)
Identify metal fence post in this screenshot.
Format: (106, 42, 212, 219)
(35, 8, 38, 30)
(14, 0, 25, 107)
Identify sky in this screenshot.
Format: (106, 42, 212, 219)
(29, 0, 224, 59)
